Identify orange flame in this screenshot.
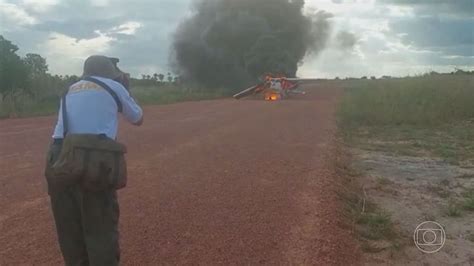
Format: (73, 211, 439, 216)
(265, 93, 280, 101)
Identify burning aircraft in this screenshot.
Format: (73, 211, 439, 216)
(233, 75, 307, 101)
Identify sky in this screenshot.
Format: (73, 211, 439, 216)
(0, 0, 473, 78)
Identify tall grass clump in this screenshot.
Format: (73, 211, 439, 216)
(338, 74, 474, 126)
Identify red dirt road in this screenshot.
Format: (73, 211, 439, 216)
(0, 86, 360, 265)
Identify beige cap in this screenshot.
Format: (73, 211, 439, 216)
(83, 55, 122, 80)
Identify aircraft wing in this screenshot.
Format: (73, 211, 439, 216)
(284, 78, 318, 82)
(233, 84, 262, 99)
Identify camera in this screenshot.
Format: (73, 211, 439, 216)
(109, 57, 130, 90)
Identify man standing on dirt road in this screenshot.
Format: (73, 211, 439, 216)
(45, 55, 143, 266)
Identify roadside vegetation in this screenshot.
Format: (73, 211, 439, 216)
(336, 152, 401, 255)
(338, 73, 474, 126)
(132, 85, 229, 106)
(338, 73, 474, 165)
(0, 35, 231, 119)
(337, 72, 474, 262)
(0, 81, 230, 119)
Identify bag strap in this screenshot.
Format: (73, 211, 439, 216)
(62, 93, 68, 137)
(83, 76, 123, 113)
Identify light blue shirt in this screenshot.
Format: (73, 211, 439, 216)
(52, 76, 143, 139)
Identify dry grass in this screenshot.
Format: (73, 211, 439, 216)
(338, 74, 474, 126)
(337, 74, 474, 256)
(0, 84, 231, 118)
(338, 74, 474, 165)
(132, 85, 229, 105)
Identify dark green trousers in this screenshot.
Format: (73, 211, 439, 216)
(47, 143, 120, 266)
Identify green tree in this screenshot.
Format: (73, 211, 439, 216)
(23, 53, 48, 78)
(0, 35, 28, 100)
(167, 72, 172, 83)
(158, 73, 164, 82)
(22, 53, 50, 97)
(153, 73, 158, 81)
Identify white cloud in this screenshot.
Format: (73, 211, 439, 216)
(90, 0, 109, 7)
(0, 0, 37, 26)
(38, 21, 144, 74)
(386, 5, 414, 18)
(306, 0, 377, 16)
(41, 31, 115, 74)
(21, 0, 58, 13)
(299, 0, 471, 77)
(110, 21, 142, 35)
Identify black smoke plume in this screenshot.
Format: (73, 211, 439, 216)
(171, 0, 333, 89)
